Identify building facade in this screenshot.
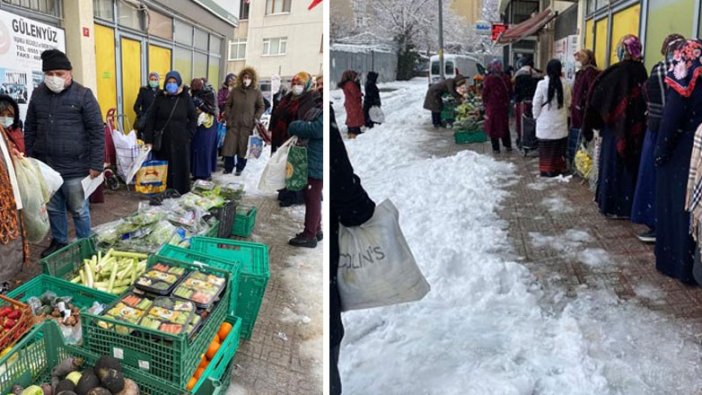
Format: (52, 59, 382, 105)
(0, 0, 237, 131)
(227, 0, 323, 92)
(451, 0, 482, 25)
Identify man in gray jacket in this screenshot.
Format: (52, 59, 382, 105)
(25, 49, 104, 258)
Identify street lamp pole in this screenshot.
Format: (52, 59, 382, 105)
(439, 0, 445, 80)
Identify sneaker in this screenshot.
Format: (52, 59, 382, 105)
(41, 240, 68, 258)
(235, 171, 242, 176)
(637, 230, 656, 243)
(288, 235, 317, 248)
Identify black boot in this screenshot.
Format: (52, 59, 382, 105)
(289, 235, 318, 248)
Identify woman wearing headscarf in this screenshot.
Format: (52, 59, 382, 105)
(363, 71, 381, 128)
(133, 71, 160, 137)
(0, 95, 27, 279)
(568, 49, 600, 167)
(218, 73, 236, 115)
(190, 77, 219, 181)
(653, 39, 702, 284)
(631, 34, 686, 244)
(513, 57, 542, 146)
(142, 70, 198, 194)
(337, 70, 364, 138)
(423, 74, 467, 128)
(582, 35, 648, 218)
(533, 59, 572, 177)
(269, 71, 322, 207)
(482, 59, 513, 153)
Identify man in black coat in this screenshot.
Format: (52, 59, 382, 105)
(133, 71, 160, 136)
(363, 71, 381, 128)
(25, 49, 104, 258)
(330, 104, 375, 394)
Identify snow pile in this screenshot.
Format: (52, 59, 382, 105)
(530, 230, 593, 256)
(337, 80, 702, 394)
(578, 248, 613, 268)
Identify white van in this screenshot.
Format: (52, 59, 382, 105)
(428, 54, 481, 85)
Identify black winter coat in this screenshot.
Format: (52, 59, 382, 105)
(133, 86, 159, 118)
(142, 89, 197, 194)
(330, 104, 375, 350)
(25, 82, 104, 179)
(363, 72, 381, 109)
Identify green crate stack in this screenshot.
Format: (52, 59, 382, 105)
(80, 255, 231, 388)
(0, 320, 229, 395)
(190, 315, 242, 394)
(7, 274, 118, 310)
(232, 206, 257, 238)
(205, 218, 221, 238)
(158, 244, 241, 313)
(454, 130, 488, 144)
(190, 237, 269, 339)
(40, 237, 97, 279)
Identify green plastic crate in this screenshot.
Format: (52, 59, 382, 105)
(0, 320, 225, 395)
(7, 274, 118, 311)
(190, 237, 269, 339)
(191, 315, 242, 394)
(158, 244, 241, 314)
(40, 237, 98, 279)
(205, 218, 221, 238)
(80, 255, 231, 388)
(454, 130, 488, 144)
(232, 206, 257, 238)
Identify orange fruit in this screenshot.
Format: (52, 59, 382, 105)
(218, 322, 232, 340)
(206, 340, 220, 360)
(186, 377, 197, 391)
(213, 334, 221, 343)
(194, 367, 205, 379)
(198, 355, 208, 369)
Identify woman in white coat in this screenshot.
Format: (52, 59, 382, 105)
(532, 59, 572, 177)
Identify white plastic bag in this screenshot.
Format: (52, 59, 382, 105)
(14, 157, 50, 243)
(125, 146, 151, 185)
(369, 106, 385, 123)
(257, 137, 296, 193)
(337, 199, 430, 311)
(112, 129, 139, 180)
(33, 159, 63, 198)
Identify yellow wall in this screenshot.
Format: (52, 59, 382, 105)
(585, 19, 594, 52)
(148, 44, 172, 87)
(94, 24, 116, 121)
(609, 4, 641, 65)
(594, 18, 608, 69)
(121, 38, 142, 131)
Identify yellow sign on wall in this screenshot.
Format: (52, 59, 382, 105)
(94, 24, 116, 122)
(584, 19, 594, 54)
(148, 44, 172, 87)
(121, 37, 142, 132)
(609, 4, 641, 65)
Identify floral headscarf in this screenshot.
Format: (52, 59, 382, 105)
(488, 59, 503, 74)
(665, 39, 702, 98)
(616, 34, 642, 62)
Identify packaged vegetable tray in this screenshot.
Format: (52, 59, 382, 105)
(173, 271, 227, 309)
(134, 262, 187, 295)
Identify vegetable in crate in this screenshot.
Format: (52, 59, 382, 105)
(70, 250, 148, 295)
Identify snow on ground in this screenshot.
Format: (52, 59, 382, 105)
(337, 79, 702, 394)
(541, 194, 575, 213)
(210, 146, 271, 198)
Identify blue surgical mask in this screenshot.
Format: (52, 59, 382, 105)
(0, 116, 12, 128)
(165, 82, 178, 94)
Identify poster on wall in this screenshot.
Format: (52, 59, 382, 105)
(0, 8, 66, 120)
(553, 35, 579, 86)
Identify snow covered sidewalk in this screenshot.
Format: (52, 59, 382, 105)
(335, 79, 702, 394)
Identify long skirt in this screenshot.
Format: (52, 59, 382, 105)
(539, 138, 567, 175)
(655, 128, 696, 284)
(631, 128, 658, 229)
(191, 123, 218, 180)
(595, 130, 637, 217)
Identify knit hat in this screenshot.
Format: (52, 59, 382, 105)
(164, 70, 182, 87)
(41, 49, 72, 71)
(291, 71, 313, 91)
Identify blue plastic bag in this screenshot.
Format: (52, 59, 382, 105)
(217, 122, 227, 149)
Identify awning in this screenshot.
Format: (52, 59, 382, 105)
(497, 10, 557, 44)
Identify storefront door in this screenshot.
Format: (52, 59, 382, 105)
(148, 44, 172, 86)
(120, 36, 142, 132)
(94, 24, 117, 122)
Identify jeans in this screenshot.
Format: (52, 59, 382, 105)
(302, 178, 323, 239)
(47, 177, 91, 244)
(224, 156, 247, 172)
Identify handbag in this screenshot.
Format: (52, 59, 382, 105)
(338, 199, 430, 311)
(153, 97, 180, 151)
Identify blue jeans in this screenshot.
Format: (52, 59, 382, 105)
(47, 177, 91, 244)
(224, 156, 247, 172)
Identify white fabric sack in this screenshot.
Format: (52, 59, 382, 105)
(33, 159, 63, 198)
(112, 129, 139, 180)
(338, 199, 430, 311)
(369, 106, 385, 123)
(257, 137, 296, 193)
(125, 146, 152, 185)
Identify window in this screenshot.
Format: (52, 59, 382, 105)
(266, 0, 291, 15)
(117, 1, 142, 30)
(210, 36, 222, 55)
(208, 55, 221, 89)
(194, 29, 209, 51)
(94, 0, 114, 20)
(239, 0, 250, 19)
(174, 47, 192, 82)
(194, 52, 208, 80)
(174, 19, 193, 45)
(262, 37, 287, 56)
(445, 61, 454, 75)
(228, 39, 247, 61)
(147, 9, 172, 40)
(2, 0, 58, 16)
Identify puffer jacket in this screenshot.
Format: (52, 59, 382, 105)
(25, 82, 104, 179)
(288, 108, 323, 179)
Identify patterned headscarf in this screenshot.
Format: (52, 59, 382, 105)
(488, 59, 503, 74)
(665, 39, 702, 98)
(292, 71, 313, 92)
(616, 34, 642, 62)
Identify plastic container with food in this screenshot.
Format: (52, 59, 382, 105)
(173, 271, 226, 308)
(135, 262, 187, 295)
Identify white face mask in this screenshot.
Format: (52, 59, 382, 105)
(44, 75, 66, 93)
(0, 116, 13, 128)
(243, 78, 252, 87)
(292, 85, 304, 96)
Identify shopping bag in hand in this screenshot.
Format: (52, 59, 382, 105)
(258, 137, 295, 193)
(14, 157, 50, 242)
(217, 122, 227, 149)
(285, 143, 308, 192)
(135, 160, 168, 195)
(247, 135, 263, 159)
(338, 199, 430, 311)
